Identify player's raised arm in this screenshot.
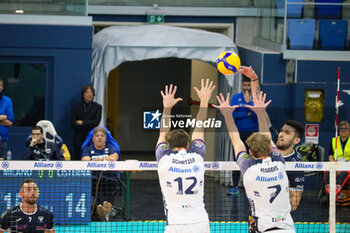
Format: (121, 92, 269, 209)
(237, 65, 261, 96)
(156, 84, 183, 146)
(238, 66, 274, 135)
(213, 93, 246, 158)
(245, 91, 275, 148)
(238, 66, 263, 122)
(192, 79, 215, 141)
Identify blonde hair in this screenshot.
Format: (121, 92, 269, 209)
(339, 121, 350, 128)
(246, 133, 271, 158)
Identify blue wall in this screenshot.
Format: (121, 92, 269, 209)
(0, 24, 93, 159)
(238, 46, 350, 158)
(295, 62, 350, 153)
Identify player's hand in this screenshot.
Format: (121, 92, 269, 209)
(161, 84, 183, 108)
(193, 79, 215, 103)
(76, 120, 83, 125)
(212, 93, 237, 117)
(0, 115, 7, 121)
(30, 138, 37, 147)
(237, 65, 258, 80)
(245, 91, 271, 114)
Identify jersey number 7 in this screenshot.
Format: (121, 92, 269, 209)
(268, 185, 281, 203)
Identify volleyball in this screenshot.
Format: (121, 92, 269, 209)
(216, 51, 241, 75)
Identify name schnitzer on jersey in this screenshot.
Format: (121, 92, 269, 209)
(172, 158, 195, 164)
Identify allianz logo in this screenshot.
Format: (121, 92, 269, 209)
(294, 162, 323, 170)
(139, 162, 158, 168)
(87, 162, 107, 168)
(34, 162, 54, 168)
(204, 162, 220, 169)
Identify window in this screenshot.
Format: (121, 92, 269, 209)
(0, 62, 46, 126)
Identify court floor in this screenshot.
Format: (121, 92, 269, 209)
(55, 222, 350, 233)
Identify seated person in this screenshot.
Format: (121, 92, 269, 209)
(24, 125, 64, 161)
(326, 120, 350, 196)
(81, 127, 120, 221)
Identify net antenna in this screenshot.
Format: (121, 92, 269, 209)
(334, 67, 341, 161)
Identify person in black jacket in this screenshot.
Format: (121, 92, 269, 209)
(71, 85, 102, 160)
(24, 125, 64, 161)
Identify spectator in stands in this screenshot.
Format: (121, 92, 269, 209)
(81, 127, 120, 221)
(71, 85, 102, 160)
(0, 78, 14, 160)
(227, 71, 259, 195)
(326, 120, 350, 195)
(24, 125, 64, 161)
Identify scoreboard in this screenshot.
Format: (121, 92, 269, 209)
(0, 170, 91, 224)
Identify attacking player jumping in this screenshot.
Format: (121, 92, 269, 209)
(213, 91, 295, 233)
(156, 79, 215, 233)
(0, 179, 56, 233)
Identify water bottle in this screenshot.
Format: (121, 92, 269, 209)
(6, 150, 11, 160)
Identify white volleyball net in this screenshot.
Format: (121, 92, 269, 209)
(0, 161, 349, 233)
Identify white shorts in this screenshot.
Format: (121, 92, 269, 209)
(164, 221, 210, 233)
(264, 230, 295, 233)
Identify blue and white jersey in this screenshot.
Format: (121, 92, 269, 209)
(0, 205, 54, 233)
(237, 149, 295, 232)
(156, 139, 209, 225)
(284, 150, 304, 192)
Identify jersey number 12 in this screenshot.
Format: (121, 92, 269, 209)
(174, 177, 197, 195)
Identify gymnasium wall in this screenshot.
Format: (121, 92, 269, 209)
(0, 24, 93, 159)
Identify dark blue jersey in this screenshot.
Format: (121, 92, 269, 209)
(284, 150, 305, 191)
(0, 205, 54, 233)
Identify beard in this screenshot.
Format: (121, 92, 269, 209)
(25, 197, 37, 205)
(276, 139, 293, 151)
